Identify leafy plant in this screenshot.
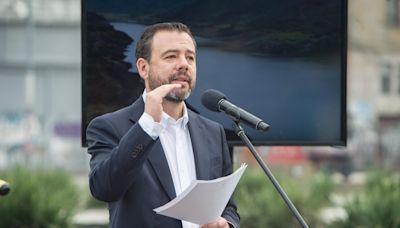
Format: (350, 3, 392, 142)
(330, 170, 400, 228)
(235, 167, 335, 228)
(0, 166, 80, 228)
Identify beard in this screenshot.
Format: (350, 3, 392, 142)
(148, 70, 195, 103)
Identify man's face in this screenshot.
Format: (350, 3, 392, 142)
(146, 31, 196, 102)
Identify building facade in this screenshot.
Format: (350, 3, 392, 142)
(0, 0, 85, 170)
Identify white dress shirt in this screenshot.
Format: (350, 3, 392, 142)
(139, 91, 199, 228)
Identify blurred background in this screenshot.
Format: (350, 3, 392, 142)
(0, 0, 399, 227)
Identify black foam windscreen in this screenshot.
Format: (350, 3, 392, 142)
(201, 89, 227, 112)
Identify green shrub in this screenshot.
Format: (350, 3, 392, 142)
(235, 167, 335, 228)
(0, 166, 80, 228)
(330, 171, 400, 228)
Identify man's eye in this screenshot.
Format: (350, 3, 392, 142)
(166, 55, 176, 59)
(187, 56, 195, 61)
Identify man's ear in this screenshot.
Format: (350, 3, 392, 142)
(136, 58, 149, 80)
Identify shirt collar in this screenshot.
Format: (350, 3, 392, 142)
(142, 90, 189, 129)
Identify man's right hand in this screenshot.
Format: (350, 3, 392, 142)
(144, 84, 182, 122)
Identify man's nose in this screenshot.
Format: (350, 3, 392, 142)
(176, 56, 189, 71)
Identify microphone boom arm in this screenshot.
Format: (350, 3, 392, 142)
(232, 121, 309, 228)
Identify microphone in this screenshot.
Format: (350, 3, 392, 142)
(0, 179, 10, 196)
(201, 89, 269, 132)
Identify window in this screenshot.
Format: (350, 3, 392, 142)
(398, 64, 400, 94)
(381, 64, 391, 94)
(387, 0, 400, 27)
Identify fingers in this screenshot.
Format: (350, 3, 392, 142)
(144, 84, 182, 122)
(150, 84, 182, 99)
(201, 217, 229, 228)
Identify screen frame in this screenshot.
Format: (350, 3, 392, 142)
(81, 0, 348, 147)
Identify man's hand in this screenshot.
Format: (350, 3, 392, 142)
(201, 217, 230, 228)
(144, 84, 182, 122)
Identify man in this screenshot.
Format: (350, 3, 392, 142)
(86, 22, 240, 228)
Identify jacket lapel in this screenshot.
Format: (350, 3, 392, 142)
(147, 142, 177, 200)
(128, 98, 145, 123)
(187, 110, 211, 180)
(128, 97, 176, 200)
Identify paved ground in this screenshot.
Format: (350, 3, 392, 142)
(73, 208, 109, 228)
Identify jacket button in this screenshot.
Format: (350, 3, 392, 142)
(132, 144, 143, 158)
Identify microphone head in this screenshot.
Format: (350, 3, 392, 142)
(0, 180, 10, 196)
(201, 89, 227, 112)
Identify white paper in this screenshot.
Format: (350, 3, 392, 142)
(153, 163, 247, 225)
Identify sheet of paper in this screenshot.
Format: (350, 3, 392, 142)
(153, 163, 247, 225)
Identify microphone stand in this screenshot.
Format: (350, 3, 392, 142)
(232, 121, 309, 228)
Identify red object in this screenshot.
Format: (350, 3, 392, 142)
(266, 147, 306, 165)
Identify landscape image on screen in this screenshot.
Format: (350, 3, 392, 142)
(82, 0, 346, 145)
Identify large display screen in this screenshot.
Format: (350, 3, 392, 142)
(82, 0, 347, 146)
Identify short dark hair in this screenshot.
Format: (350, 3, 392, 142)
(135, 22, 196, 62)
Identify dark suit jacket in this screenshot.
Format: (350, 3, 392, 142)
(86, 97, 240, 228)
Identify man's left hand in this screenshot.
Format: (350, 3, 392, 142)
(201, 217, 229, 228)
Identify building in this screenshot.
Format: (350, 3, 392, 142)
(0, 0, 85, 170)
(348, 0, 400, 168)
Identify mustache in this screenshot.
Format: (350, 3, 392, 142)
(169, 72, 192, 84)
